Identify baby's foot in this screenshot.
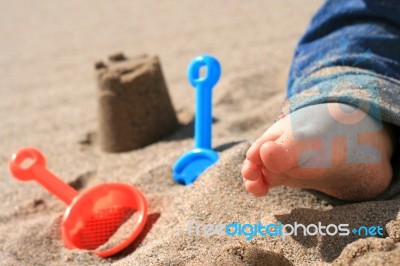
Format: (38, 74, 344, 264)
(242, 103, 395, 201)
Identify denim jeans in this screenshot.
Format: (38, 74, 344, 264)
(284, 0, 400, 203)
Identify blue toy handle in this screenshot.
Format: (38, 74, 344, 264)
(188, 55, 221, 89)
(187, 55, 221, 150)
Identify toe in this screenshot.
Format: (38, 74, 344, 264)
(259, 139, 297, 174)
(246, 128, 283, 165)
(246, 140, 264, 165)
(241, 159, 262, 181)
(244, 175, 269, 197)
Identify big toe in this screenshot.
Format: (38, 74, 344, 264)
(259, 139, 297, 174)
(246, 125, 284, 165)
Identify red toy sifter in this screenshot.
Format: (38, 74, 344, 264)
(9, 147, 148, 257)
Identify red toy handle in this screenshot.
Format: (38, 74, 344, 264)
(9, 147, 79, 205)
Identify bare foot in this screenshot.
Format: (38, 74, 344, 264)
(242, 103, 395, 201)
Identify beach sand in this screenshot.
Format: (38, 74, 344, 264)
(1, 0, 400, 265)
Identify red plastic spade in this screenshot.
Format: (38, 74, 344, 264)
(9, 147, 148, 258)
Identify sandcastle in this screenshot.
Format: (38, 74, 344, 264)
(95, 53, 179, 152)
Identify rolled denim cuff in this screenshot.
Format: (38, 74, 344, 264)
(282, 66, 400, 127)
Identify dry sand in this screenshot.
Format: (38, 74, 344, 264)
(1, 0, 400, 265)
